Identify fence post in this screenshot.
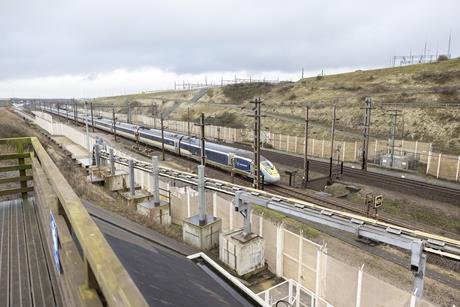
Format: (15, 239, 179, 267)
(426, 145, 432, 174)
(315, 249, 322, 304)
(409, 290, 417, 307)
(259, 216, 263, 236)
(374, 139, 378, 157)
(321, 139, 325, 158)
(212, 192, 217, 217)
(296, 230, 303, 307)
(294, 136, 298, 153)
(186, 187, 191, 217)
(456, 156, 460, 182)
(275, 225, 284, 276)
(355, 265, 364, 307)
(229, 200, 233, 230)
(354, 141, 358, 161)
(436, 153, 442, 178)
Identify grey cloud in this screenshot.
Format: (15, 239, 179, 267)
(0, 0, 459, 80)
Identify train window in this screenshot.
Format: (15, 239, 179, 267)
(261, 160, 274, 169)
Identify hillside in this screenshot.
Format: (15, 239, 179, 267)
(93, 58, 460, 153)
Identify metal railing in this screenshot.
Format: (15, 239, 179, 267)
(0, 137, 148, 307)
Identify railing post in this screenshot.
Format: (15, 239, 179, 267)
(17, 142, 28, 200)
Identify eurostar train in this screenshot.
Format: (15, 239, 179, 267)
(47, 109, 281, 184)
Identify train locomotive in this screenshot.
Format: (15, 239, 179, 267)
(47, 109, 281, 184)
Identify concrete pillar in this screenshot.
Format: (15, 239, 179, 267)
(109, 148, 115, 175)
(152, 156, 160, 205)
(95, 144, 101, 167)
(198, 165, 206, 224)
(129, 159, 135, 195)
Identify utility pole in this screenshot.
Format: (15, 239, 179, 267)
(194, 113, 207, 166)
(250, 97, 263, 189)
(127, 101, 131, 124)
(387, 109, 401, 168)
(187, 107, 191, 137)
(302, 106, 309, 188)
(152, 103, 158, 129)
(361, 97, 372, 170)
(84, 101, 90, 153)
(74, 100, 77, 124)
(160, 113, 165, 161)
(329, 104, 337, 181)
(112, 105, 117, 141)
(90, 101, 95, 132)
(57, 103, 60, 117)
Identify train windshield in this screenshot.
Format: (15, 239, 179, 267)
(261, 160, 274, 169)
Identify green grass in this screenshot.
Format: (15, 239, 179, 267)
(253, 205, 321, 238)
(222, 82, 274, 103)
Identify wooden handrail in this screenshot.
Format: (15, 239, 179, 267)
(0, 137, 148, 307)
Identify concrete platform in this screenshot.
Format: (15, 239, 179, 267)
(0, 198, 60, 306)
(104, 170, 128, 191)
(137, 200, 171, 225)
(120, 190, 151, 209)
(183, 215, 222, 250)
(219, 229, 265, 276)
(51, 135, 91, 162)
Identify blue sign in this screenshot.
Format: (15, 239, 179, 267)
(50, 211, 61, 273)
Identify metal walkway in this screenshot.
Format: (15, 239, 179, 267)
(0, 198, 59, 307)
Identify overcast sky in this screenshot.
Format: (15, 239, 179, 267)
(1, 0, 458, 98)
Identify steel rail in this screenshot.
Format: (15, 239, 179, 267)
(99, 151, 460, 260)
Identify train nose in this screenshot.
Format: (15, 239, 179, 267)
(262, 171, 280, 184)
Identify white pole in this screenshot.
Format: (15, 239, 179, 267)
(294, 135, 298, 153)
(426, 147, 432, 174)
(456, 156, 460, 182)
(321, 139, 325, 158)
(275, 226, 284, 276)
(354, 141, 358, 161)
(212, 192, 217, 217)
(374, 139, 378, 158)
(342, 141, 346, 161)
(355, 265, 364, 307)
(436, 153, 442, 178)
(315, 250, 321, 303)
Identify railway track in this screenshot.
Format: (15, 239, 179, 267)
(21, 107, 460, 259)
(234, 143, 460, 205)
(266, 184, 459, 239)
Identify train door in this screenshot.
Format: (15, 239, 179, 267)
(175, 137, 183, 155)
(228, 153, 235, 172)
